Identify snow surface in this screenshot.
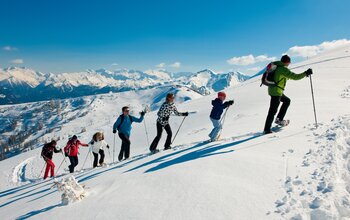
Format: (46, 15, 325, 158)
(0, 46, 350, 219)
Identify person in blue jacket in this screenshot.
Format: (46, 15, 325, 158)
(209, 92, 234, 141)
(113, 106, 145, 161)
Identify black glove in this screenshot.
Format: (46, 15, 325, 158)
(305, 68, 313, 77)
(228, 100, 234, 106)
(140, 111, 146, 116)
(90, 141, 94, 145)
(183, 112, 189, 117)
(64, 152, 68, 157)
(106, 145, 110, 149)
(113, 129, 117, 134)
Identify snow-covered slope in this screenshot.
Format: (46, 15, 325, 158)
(0, 67, 248, 105)
(0, 85, 203, 160)
(0, 46, 350, 219)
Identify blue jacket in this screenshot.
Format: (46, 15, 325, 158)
(113, 114, 144, 137)
(210, 98, 230, 120)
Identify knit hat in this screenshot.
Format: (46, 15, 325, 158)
(281, 55, 291, 63)
(218, 92, 226, 99)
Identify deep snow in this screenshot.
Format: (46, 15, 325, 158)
(0, 46, 350, 220)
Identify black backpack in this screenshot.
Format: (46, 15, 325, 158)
(117, 115, 133, 130)
(41, 144, 51, 158)
(260, 62, 277, 87)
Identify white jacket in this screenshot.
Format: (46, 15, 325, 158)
(90, 140, 108, 154)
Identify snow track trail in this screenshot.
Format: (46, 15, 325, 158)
(12, 157, 36, 184)
(274, 115, 350, 219)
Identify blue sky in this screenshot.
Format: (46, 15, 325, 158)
(1, 0, 350, 74)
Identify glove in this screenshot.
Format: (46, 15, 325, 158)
(113, 129, 117, 134)
(64, 151, 68, 157)
(106, 145, 110, 149)
(305, 68, 313, 77)
(90, 141, 94, 145)
(59, 149, 63, 153)
(228, 100, 234, 106)
(183, 112, 189, 117)
(140, 111, 146, 116)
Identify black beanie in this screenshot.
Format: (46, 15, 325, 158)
(281, 55, 291, 63)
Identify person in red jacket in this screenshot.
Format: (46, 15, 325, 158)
(64, 135, 88, 173)
(41, 140, 62, 179)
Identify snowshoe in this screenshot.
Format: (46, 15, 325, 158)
(275, 118, 290, 127)
(263, 130, 273, 135)
(164, 146, 172, 150)
(99, 163, 107, 167)
(150, 149, 160, 154)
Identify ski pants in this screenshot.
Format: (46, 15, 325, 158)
(264, 94, 291, 132)
(92, 149, 105, 167)
(150, 122, 172, 151)
(209, 117, 222, 141)
(44, 159, 55, 179)
(68, 156, 79, 173)
(118, 133, 131, 161)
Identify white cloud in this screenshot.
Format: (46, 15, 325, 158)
(227, 54, 276, 66)
(286, 39, 350, 58)
(247, 66, 262, 72)
(10, 59, 24, 64)
(156, 63, 166, 68)
(169, 62, 181, 68)
(3, 46, 17, 51)
(111, 63, 118, 66)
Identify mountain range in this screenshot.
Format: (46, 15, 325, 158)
(0, 67, 250, 105)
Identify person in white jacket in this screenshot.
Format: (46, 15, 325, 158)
(89, 132, 110, 167)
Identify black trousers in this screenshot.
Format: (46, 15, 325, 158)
(93, 149, 105, 167)
(264, 94, 291, 132)
(150, 122, 172, 151)
(118, 133, 131, 161)
(68, 156, 79, 173)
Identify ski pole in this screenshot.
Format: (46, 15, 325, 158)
(143, 119, 150, 146)
(218, 106, 230, 139)
(61, 151, 68, 165)
(56, 158, 66, 175)
(39, 163, 46, 178)
(113, 134, 116, 163)
(171, 116, 187, 145)
(81, 148, 91, 171)
(309, 75, 318, 128)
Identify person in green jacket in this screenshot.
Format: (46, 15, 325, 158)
(263, 55, 313, 134)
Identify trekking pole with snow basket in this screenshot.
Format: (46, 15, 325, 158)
(309, 75, 318, 128)
(217, 106, 230, 139)
(171, 116, 187, 145)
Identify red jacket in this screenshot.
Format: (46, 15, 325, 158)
(64, 140, 88, 156)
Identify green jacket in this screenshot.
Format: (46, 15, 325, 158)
(268, 61, 306, 96)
